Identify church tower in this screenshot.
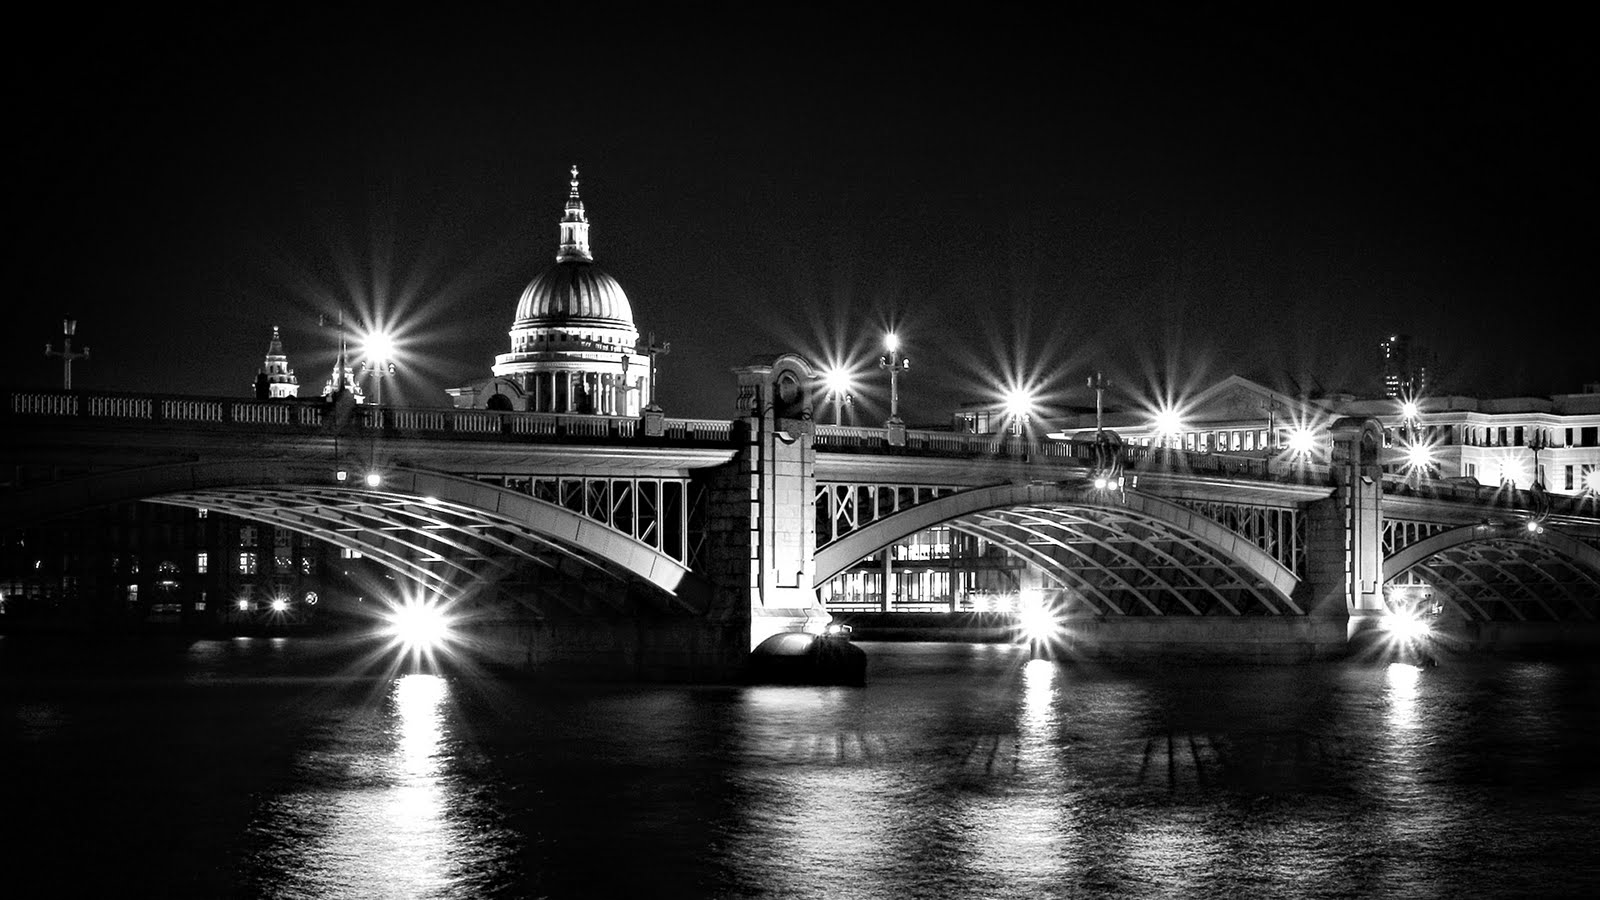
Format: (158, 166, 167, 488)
(256, 326, 300, 400)
(448, 167, 655, 414)
(320, 337, 365, 404)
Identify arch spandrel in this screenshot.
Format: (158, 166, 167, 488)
(1, 460, 693, 600)
(813, 482, 1301, 611)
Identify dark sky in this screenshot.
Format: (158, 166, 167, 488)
(7, 7, 1594, 424)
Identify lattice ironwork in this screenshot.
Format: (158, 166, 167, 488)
(1169, 498, 1306, 577)
(956, 505, 1294, 616)
(1399, 538, 1600, 623)
(479, 474, 698, 565)
(814, 481, 962, 545)
(1383, 518, 1454, 558)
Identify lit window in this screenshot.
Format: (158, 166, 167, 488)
(195, 552, 208, 574)
(237, 552, 258, 575)
(300, 557, 315, 575)
(197, 508, 209, 519)
(126, 584, 138, 603)
(340, 548, 363, 559)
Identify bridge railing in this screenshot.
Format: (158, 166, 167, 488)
(1381, 470, 1596, 517)
(814, 423, 1313, 482)
(4, 388, 736, 448)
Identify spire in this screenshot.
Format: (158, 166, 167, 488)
(258, 325, 299, 399)
(557, 164, 593, 263)
(320, 335, 364, 404)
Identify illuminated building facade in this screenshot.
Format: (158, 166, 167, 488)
(1042, 375, 1600, 494)
(254, 326, 300, 400)
(449, 167, 656, 414)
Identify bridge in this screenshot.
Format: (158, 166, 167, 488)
(5, 354, 1599, 678)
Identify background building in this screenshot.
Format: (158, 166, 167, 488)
(1379, 333, 1433, 399)
(448, 168, 659, 415)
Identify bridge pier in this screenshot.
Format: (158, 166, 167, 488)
(714, 356, 836, 652)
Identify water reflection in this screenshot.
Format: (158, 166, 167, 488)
(6, 639, 1597, 899)
(1385, 661, 1422, 731)
(253, 673, 503, 899)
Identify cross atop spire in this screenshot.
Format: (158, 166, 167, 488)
(557, 164, 592, 263)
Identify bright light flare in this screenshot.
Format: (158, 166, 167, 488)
(823, 366, 853, 397)
(385, 596, 455, 655)
(883, 332, 900, 354)
(1152, 407, 1183, 441)
(1404, 442, 1433, 468)
(1287, 427, 1316, 455)
(271, 598, 289, 613)
(1015, 590, 1062, 644)
(1382, 607, 1431, 643)
(1400, 400, 1420, 420)
(1002, 386, 1037, 421)
(366, 471, 382, 488)
(364, 330, 397, 364)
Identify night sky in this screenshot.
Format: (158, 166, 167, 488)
(7, 8, 1593, 424)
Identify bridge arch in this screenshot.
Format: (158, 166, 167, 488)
(814, 482, 1301, 614)
(1, 459, 696, 605)
(1384, 522, 1600, 621)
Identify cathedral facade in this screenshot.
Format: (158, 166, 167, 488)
(448, 167, 658, 415)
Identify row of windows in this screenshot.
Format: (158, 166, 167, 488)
(222, 552, 320, 575)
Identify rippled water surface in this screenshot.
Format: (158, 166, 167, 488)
(4, 637, 1598, 898)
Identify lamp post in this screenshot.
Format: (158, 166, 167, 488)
(1003, 387, 1035, 437)
(44, 318, 89, 390)
(823, 367, 853, 426)
(361, 331, 396, 407)
(1528, 428, 1549, 489)
(1087, 371, 1110, 443)
(879, 332, 909, 426)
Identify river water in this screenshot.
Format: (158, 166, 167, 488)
(3, 636, 1598, 899)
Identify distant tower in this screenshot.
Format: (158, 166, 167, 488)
(321, 338, 366, 404)
(256, 326, 300, 399)
(1379, 333, 1430, 399)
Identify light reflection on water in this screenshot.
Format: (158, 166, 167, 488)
(252, 673, 511, 900)
(3, 639, 1599, 898)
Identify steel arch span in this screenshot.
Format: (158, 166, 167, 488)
(813, 482, 1301, 615)
(1384, 524, 1600, 622)
(0, 459, 698, 607)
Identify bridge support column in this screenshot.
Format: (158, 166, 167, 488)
(706, 356, 832, 658)
(1303, 418, 1387, 646)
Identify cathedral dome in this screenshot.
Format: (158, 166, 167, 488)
(512, 261, 635, 330)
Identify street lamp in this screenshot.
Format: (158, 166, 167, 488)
(822, 366, 854, 426)
(1153, 407, 1183, 450)
(44, 318, 90, 390)
(879, 332, 909, 426)
(361, 331, 397, 406)
(1528, 428, 1549, 489)
(1002, 386, 1036, 436)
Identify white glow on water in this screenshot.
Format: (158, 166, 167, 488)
(255, 673, 479, 898)
(1385, 661, 1422, 730)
